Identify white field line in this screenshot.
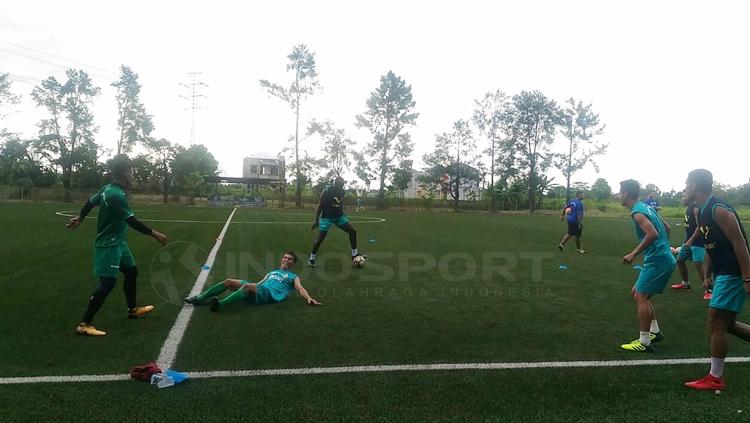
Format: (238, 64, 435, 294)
(155, 207, 237, 370)
(2, 357, 750, 385)
(55, 211, 386, 225)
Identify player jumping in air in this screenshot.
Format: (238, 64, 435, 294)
(558, 190, 586, 253)
(619, 179, 676, 352)
(683, 169, 750, 391)
(308, 176, 364, 267)
(66, 156, 168, 336)
(184, 251, 321, 311)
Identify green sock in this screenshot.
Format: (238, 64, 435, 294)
(196, 283, 227, 302)
(218, 289, 248, 307)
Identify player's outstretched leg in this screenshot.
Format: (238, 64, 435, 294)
(186, 279, 236, 305)
(309, 231, 328, 267)
(76, 277, 116, 336)
(340, 222, 363, 260)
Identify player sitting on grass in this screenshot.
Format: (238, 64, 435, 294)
(619, 179, 676, 352)
(66, 155, 168, 336)
(184, 251, 322, 311)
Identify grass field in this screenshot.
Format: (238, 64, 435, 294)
(1, 201, 749, 422)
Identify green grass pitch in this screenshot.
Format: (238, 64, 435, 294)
(1, 201, 749, 422)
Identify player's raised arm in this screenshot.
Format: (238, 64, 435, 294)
(66, 193, 101, 229)
(311, 191, 324, 230)
(294, 277, 321, 306)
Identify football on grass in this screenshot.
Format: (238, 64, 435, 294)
(352, 255, 366, 267)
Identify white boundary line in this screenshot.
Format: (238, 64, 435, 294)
(2, 357, 750, 385)
(155, 207, 237, 370)
(54, 211, 386, 225)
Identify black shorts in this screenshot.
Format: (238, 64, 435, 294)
(567, 221, 582, 237)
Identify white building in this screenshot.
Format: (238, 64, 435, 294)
(403, 170, 482, 200)
(242, 152, 285, 189)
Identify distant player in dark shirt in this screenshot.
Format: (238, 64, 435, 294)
(66, 156, 168, 336)
(557, 191, 586, 253)
(308, 176, 364, 267)
(645, 193, 661, 212)
(683, 169, 750, 392)
(670, 203, 710, 299)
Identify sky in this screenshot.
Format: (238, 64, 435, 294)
(1, 0, 749, 192)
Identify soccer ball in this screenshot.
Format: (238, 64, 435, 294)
(352, 255, 366, 267)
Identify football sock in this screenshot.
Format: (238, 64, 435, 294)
(639, 331, 651, 346)
(650, 320, 660, 333)
(197, 283, 227, 302)
(218, 288, 248, 307)
(82, 277, 116, 324)
(709, 357, 725, 378)
(309, 253, 316, 260)
(122, 267, 138, 310)
(352, 249, 358, 257)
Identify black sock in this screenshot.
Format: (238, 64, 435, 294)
(82, 277, 117, 324)
(122, 267, 138, 310)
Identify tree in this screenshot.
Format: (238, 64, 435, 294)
(145, 138, 177, 203)
(390, 160, 413, 198)
(350, 150, 374, 192)
(171, 144, 218, 198)
(112, 65, 154, 155)
(0, 73, 20, 120)
(644, 183, 662, 197)
(473, 90, 510, 212)
(435, 119, 477, 210)
(307, 119, 352, 178)
(356, 71, 419, 203)
(505, 90, 559, 213)
(260, 44, 320, 208)
(31, 70, 101, 199)
(589, 177, 612, 201)
(0, 137, 47, 186)
(555, 98, 607, 201)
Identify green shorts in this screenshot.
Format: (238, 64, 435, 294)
(677, 245, 705, 263)
(634, 262, 675, 295)
(94, 244, 136, 278)
(709, 275, 747, 314)
(319, 215, 350, 232)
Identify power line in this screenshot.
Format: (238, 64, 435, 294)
(0, 46, 116, 82)
(0, 39, 119, 77)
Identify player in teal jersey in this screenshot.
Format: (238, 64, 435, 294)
(185, 251, 322, 311)
(619, 179, 676, 352)
(683, 169, 750, 391)
(66, 156, 168, 336)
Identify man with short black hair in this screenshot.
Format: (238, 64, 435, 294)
(308, 176, 364, 267)
(66, 155, 168, 336)
(619, 179, 676, 352)
(683, 169, 750, 391)
(185, 251, 322, 311)
(558, 191, 586, 253)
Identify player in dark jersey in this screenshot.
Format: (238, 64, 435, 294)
(308, 176, 363, 267)
(683, 169, 750, 391)
(66, 156, 168, 336)
(670, 203, 710, 299)
(557, 191, 586, 253)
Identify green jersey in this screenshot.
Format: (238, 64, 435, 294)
(89, 183, 135, 247)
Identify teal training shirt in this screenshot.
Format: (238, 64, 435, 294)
(261, 269, 298, 302)
(631, 201, 676, 265)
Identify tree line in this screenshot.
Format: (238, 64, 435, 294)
(0, 68, 218, 202)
